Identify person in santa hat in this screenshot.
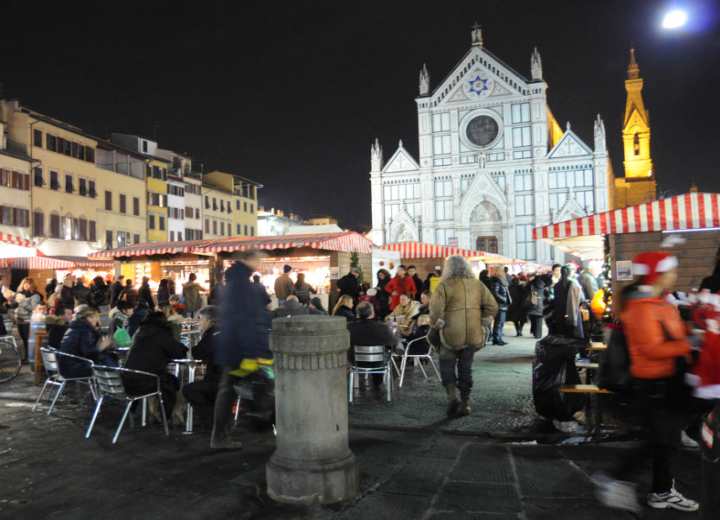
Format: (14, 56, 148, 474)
(594, 251, 699, 514)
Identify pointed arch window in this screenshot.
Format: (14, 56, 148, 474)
(633, 133, 640, 155)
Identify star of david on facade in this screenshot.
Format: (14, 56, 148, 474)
(468, 75, 489, 95)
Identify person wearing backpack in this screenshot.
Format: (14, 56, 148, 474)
(594, 252, 698, 514)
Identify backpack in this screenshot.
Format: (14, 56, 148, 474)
(597, 322, 632, 393)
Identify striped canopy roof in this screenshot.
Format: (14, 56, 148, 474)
(0, 256, 75, 270)
(383, 241, 513, 263)
(89, 232, 374, 259)
(533, 193, 720, 241)
(0, 232, 32, 248)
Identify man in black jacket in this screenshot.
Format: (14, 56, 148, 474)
(407, 265, 424, 301)
(348, 302, 398, 389)
(138, 276, 155, 309)
(110, 275, 124, 308)
(490, 268, 511, 345)
(337, 268, 361, 301)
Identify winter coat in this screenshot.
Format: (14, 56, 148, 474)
(138, 283, 154, 309)
(123, 313, 187, 396)
(549, 280, 585, 339)
(490, 276, 511, 311)
(386, 300, 420, 336)
(294, 282, 316, 305)
(15, 291, 42, 323)
(579, 271, 599, 301)
(59, 285, 75, 309)
(411, 274, 424, 301)
(348, 319, 398, 349)
(507, 281, 528, 323)
(110, 281, 124, 307)
(621, 291, 691, 380)
(526, 278, 546, 317)
(376, 275, 391, 318)
(120, 287, 138, 307)
(182, 282, 203, 313)
(272, 299, 310, 318)
(89, 282, 109, 309)
(430, 277, 498, 350)
(384, 275, 417, 311)
(58, 318, 102, 378)
(217, 261, 272, 367)
(191, 326, 221, 384)
(334, 306, 356, 322)
(337, 273, 360, 300)
(157, 285, 170, 306)
(273, 274, 295, 301)
(72, 283, 91, 306)
(45, 314, 69, 349)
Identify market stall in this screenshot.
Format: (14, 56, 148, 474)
(195, 231, 375, 310)
(382, 241, 520, 280)
(0, 256, 76, 298)
(533, 192, 720, 294)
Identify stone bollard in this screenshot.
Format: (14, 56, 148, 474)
(266, 316, 358, 505)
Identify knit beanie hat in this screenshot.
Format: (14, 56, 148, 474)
(632, 251, 678, 285)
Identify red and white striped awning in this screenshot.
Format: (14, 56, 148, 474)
(533, 193, 720, 241)
(383, 241, 515, 263)
(49, 256, 114, 270)
(0, 232, 32, 248)
(88, 240, 213, 260)
(0, 256, 75, 270)
(196, 231, 374, 255)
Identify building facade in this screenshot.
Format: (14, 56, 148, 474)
(0, 119, 32, 242)
(369, 26, 611, 263)
(257, 207, 303, 236)
(204, 170, 260, 238)
(613, 49, 656, 209)
(183, 173, 203, 241)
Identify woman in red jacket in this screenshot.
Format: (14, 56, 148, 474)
(384, 265, 416, 311)
(594, 252, 698, 514)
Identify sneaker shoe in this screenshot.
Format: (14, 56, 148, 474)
(592, 472, 641, 514)
(680, 430, 700, 450)
(647, 487, 699, 512)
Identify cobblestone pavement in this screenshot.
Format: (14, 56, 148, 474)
(0, 328, 708, 519)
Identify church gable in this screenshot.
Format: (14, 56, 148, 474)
(547, 127, 593, 159)
(383, 142, 420, 173)
(431, 47, 530, 108)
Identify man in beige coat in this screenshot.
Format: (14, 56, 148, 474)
(430, 256, 498, 417)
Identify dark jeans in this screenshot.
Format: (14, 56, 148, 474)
(211, 368, 238, 444)
(529, 315, 543, 339)
(124, 372, 179, 419)
(612, 379, 683, 493)
(492, 309, 507, 343)
(183, 379, 218, 427)
(439, 346, 475, 400)
(17, 322, 29, 361)
(513, 319, 526, 335)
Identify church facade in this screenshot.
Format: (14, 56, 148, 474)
(369, 25, 611, 263)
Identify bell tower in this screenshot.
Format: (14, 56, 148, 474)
(614, 48, 656, 208)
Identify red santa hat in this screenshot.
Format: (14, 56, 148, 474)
(632, 251, 678, 285)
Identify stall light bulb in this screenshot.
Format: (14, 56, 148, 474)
(662, 9, 688, 29)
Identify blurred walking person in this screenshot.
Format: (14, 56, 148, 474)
(430, 256, 498, 417)
(594, 252, 698, 514)
(489, 267, 511, 345)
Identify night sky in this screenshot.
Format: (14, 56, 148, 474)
(1, 0, 718, 229)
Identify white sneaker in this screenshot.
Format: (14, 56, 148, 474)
(592, 472, 641, 514)
(681, 430, 700, 450)
(647, 487, 699, 512)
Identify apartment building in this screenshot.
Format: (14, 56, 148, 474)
(0, 119, 32, 242)
(204, 170, 260, 238)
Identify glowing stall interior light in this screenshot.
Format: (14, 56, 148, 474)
(662, 9, 688, 29)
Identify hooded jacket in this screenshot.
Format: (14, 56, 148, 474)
(58, 318, 101, 378)
(490, 275, 511, 311)
(621, 287, 691, 380)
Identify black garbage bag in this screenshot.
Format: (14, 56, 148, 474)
(532, 335, 586, 421)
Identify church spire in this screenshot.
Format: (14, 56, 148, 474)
(627, 47, 640, 79)
(418, 63, 430, 96)
(530, 46, 542, 81)
(471, 22, 483, 47)
(370, 138, 383, 173)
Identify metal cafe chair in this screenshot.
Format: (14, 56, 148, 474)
(86, 365, 169, 444)
(348, 345, 393, 403)
(33, 348, 97, 415)
(391, 334, 441, 388)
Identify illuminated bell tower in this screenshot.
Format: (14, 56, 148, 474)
(614, 48, 657, 208)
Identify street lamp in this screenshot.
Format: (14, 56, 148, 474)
(661, 8, 688, 29)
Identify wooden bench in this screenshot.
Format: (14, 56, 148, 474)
(560, 384, 613, 433)
(560, 384, 611, 394)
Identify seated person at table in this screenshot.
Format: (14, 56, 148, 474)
(122, 311, 187, 418)
(58, 305, 116, 378)
(348, 302, 399, 388)
(108, 301, 133, 335)
(160, 303, 184, 340)
(332, 295, 356, 322)
(418, 291, 431, 316)
(385, 294, 420, 337)
(169, 294, 186, 316)
(404, 314, 432, 356)
(46, 305, 73, 349)
(182, 306, 221, 429)
(272, 294, 309, 318)
(309, 297, 327, 315)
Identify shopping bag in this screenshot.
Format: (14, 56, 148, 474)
(113, 326, 132, 349)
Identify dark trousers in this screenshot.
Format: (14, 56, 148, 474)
(612, 380, 681, 493)
(124, 373, 179, 419)
(513, 319, 526, 335)
(183, 379, 218, 427)
(439, 347, 475, 400)
(211, 368, 238, 443)
(529, 315, 543, 339)
(492, 310, 507, 343)
(17, 322, 29, 361)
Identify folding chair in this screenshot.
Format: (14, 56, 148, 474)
(391, 335, 441, 388)
(348, 345, 393, 403)
(85, 365, 169, 444)
(33, 348, 97, 415)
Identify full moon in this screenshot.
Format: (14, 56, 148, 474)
(662, 9, 688, 29)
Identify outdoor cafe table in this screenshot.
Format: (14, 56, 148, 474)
(168, 358, 205, 434)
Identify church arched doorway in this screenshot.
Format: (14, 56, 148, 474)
(469, 200, 503, 254)
(476, 236, 498, 253)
